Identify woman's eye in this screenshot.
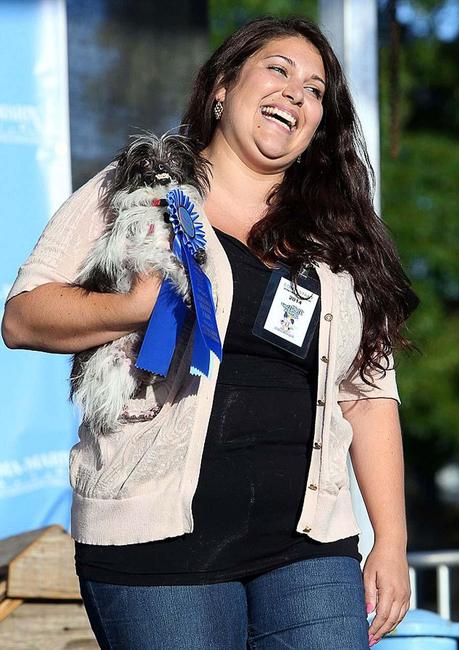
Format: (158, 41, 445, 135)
(268, 65, 287, 76)
(268, 65, 323, 100)
(306, 86, 323, 100)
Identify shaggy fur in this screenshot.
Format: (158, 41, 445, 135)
(70, 132, 211, 435)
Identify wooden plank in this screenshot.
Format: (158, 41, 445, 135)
(0, 580, 6, 602)
(0, 598, 23, 623)
(8, 526, 80, 600)
(0, 528, 45, 572)
(0, 602, 98, 649)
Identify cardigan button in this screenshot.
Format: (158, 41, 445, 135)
(324, 313, 333, 321)
(313, 442, 322, 449)
(303, 525, 312, 533)
(317, 399, 325, 406)
(321, 355, 329, 363)
(308, 483, 318, 491)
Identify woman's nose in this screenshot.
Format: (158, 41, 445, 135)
(282, 80, 304, 105)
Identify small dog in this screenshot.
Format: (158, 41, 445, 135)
(70, 131, 211, 435)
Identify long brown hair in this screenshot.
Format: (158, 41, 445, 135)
(180, 16, 420, 387)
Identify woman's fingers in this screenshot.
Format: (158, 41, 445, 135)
(369, 595, 411, 645)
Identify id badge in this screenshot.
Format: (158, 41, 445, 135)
(252, 263, 321, 359)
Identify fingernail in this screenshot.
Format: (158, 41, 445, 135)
(366, 602, 374, 614)
(369, 639, 379, 647)
(368, 633, 374, 642)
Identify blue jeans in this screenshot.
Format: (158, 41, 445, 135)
(79, 556, 370, 649)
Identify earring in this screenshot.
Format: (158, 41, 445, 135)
(214, 100, 224, 120)
(296, 154, 302, 164)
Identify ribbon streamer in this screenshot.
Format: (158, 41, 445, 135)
(136, 188, 222, 378)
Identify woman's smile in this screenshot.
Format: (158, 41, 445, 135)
(259, 105, 299, 134)
(261, 112, 293, 134)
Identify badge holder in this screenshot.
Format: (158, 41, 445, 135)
(252, 262, 321, 359)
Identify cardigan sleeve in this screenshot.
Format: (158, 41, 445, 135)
(5, 163, 116, 303)
(337, 350, 401, 405)
(337, 286, 401, 405)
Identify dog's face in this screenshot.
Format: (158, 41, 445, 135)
(113, 133, 211, 196)
(119, 143, 181, 187)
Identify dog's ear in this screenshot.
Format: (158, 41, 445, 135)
(71, 267, 118, 294)
(125, 150, 151, 186)
(113, 151, 128, 185)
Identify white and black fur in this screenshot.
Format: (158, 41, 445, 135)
(70, 131, 211, 435)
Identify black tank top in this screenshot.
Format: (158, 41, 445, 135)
(75, 228, 361, 585)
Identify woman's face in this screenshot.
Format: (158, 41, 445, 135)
(214, 35, 326, 172)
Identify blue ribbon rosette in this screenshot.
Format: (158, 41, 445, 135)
(136, 188, 222, 379)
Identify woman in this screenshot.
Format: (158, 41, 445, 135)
(2, 16, 417, 650)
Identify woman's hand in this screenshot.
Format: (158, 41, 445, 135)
(363, 542, 411, 646)
(125, 272, 163, 326)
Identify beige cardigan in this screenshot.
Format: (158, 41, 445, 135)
(6, 165, 401, 545)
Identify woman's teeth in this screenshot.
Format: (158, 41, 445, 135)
(260, 106, 297, 132)
(263, 114, 291, 132)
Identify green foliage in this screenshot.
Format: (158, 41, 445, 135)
(209, 0, 317, 48)
(380, 34, 459, 136)
(411, 0, 449, 15)
(379, 0, 459, 459)
(382, 131, 459, 455)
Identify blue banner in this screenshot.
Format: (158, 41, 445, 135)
(0, 1, 74, 538)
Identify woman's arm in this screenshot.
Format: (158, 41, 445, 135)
(339, 397, 411, 645)
(341, 397, 407, 547)
(2, 163, 165, 354)
(2, 273, 162, 354)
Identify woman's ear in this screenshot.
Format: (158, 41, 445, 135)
(214, 75, 227, 103)
(215, 88, 226, 103)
